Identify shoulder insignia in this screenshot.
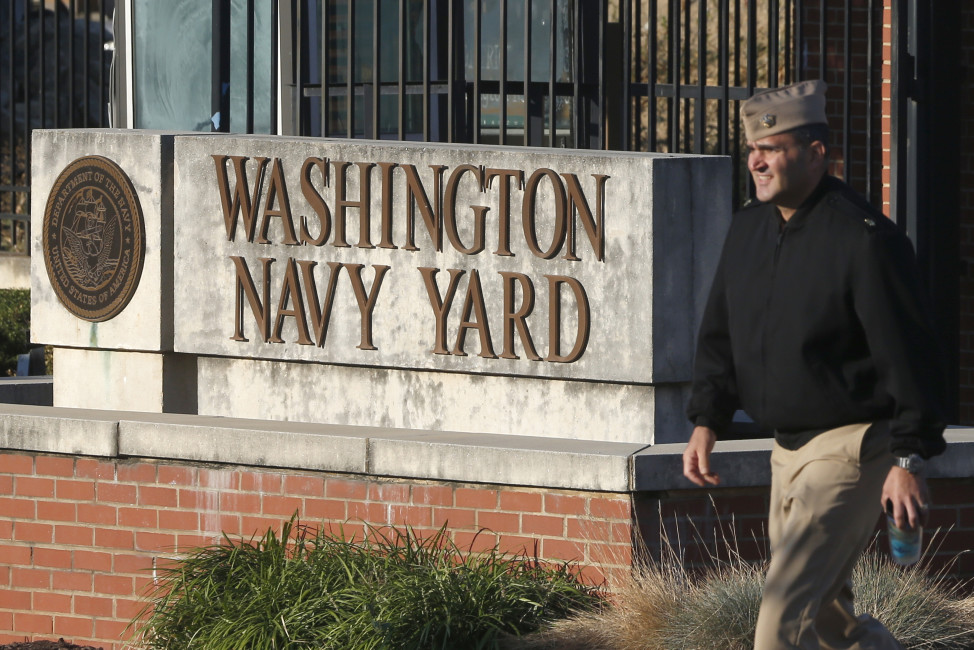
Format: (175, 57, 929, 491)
(825, 187, 887, 232)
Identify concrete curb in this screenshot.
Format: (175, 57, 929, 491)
(1, 405, 972, 493)
(0, 403, 118, 457)
(367, 430, 643, 492)
(118, 416, 370, 475)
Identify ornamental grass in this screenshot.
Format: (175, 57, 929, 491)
(512, 526, 974, 650)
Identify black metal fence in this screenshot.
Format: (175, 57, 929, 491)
(0, 0, 113, 255)
(0, 0, 891, 249)
(281, 0, 886, 209)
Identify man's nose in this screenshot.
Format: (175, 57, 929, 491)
(748, 151, 766, 171)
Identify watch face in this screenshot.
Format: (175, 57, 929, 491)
(897, 455, 924, 473)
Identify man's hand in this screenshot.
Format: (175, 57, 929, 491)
(683, 426, 720, 486)
(881, 466, 930, 531)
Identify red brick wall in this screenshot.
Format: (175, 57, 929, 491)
(634, 480, 974, 580)
(4, 450, 973, 647)
(0, 452, 634, 649)
(881, 2, 894, 214)
(800, 0, 886, 208)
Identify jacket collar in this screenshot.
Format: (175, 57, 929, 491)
(778, 174, 834, 231)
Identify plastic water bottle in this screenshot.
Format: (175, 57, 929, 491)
(886, 514, 921, 566)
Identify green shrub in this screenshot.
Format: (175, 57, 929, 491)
(131, 516, 602, 650)
(0, 288, 30, 376)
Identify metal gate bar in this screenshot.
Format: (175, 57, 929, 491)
(277, 1, 886, 210)
(0, 0, 112, 256)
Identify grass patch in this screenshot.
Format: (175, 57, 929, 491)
(512, 529, 763, 650)
(131, 515, 602, 650)
(853, 548, 974, 648)
(513, 529, 974, 650)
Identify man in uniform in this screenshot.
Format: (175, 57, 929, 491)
(682, 80, 946, 649)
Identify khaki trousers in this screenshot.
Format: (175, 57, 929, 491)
(753, 423, 903, 650)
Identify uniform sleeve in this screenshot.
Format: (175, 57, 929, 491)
(686, 241, 741, 436)
(852, 228, 947, 458)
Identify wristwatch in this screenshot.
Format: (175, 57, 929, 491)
(894, 453, 925, 475)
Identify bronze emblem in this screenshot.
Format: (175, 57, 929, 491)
(761, 113, 776, 128)
(43, 156, 146, 322)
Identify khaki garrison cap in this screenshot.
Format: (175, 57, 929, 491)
(741, 80, 828, 141)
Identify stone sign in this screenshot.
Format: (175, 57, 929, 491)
(174, 136, 728, 385)
(32, 130, 730, 444)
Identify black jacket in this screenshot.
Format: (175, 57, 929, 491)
(687, 176, 946, 458)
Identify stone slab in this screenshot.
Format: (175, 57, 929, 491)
(0, 403, 118, 457)
(2, 406, 973, 493)
(197, 356, 689, 444)
(118, 414, 368, 474)
(31, 129, 174, 351)
(173, 135, 731, 385)
(368, 430, 644, 492)
(53, 348, 197, 414)
(117, 413, 640, 490)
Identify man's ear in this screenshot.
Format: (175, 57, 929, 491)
(808, 140, 828, 165)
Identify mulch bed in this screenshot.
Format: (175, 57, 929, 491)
(0, 641, 104, 650)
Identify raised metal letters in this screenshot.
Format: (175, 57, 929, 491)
(214, 154, 607, 364)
